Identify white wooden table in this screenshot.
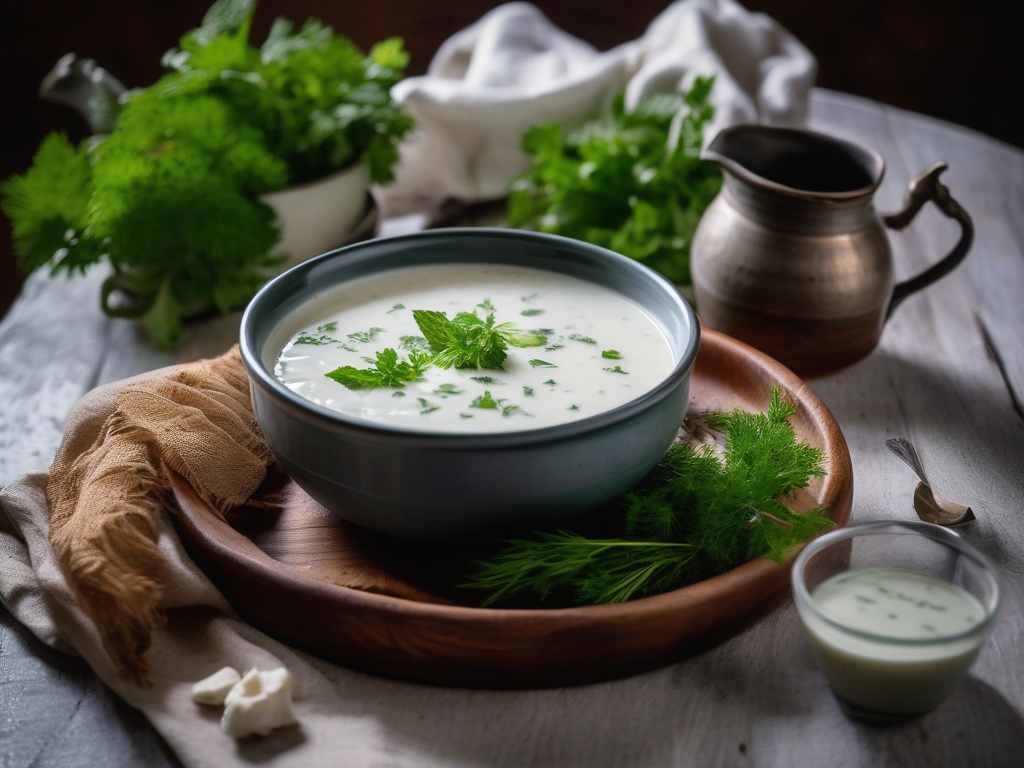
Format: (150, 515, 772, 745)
(2, 88, 1023, 767)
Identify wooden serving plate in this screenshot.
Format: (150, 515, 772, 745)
(168, 329, 852, 688)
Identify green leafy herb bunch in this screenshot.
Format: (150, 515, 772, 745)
(506, 75, 722, 286)
(464, 389, 834, 606)
(1, 0, 414, 349)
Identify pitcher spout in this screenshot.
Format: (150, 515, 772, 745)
(701, 124, 885, 200)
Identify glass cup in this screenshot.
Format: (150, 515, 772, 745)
(791, 520, 1000, 724)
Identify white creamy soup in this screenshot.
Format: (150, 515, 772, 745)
(271, 263, 676, 433)
(802, 566, 989, 715)
(811, 567, 986, 641)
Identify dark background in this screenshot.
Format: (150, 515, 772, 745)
(2, 0, 1021, 317)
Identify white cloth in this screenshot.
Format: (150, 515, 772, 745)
(383, 0, 816, 214)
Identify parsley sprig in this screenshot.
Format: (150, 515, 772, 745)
(325, 349, 431, 389)
(413, 309, 546, 370)
(323, 306, 548, 391)
(507, 76, 721, 285)
(1, 0, 414, 349)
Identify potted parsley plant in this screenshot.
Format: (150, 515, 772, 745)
(1, 0, 414, 348)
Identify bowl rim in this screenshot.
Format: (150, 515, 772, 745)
(239, 227, 701, 448)
(790, 519, 1002, 646)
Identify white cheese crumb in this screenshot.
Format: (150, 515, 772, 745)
(191, 666, 242, 706)
(221, 667, 298, 738)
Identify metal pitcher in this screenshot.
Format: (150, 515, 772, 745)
(690, 124, 973, 378)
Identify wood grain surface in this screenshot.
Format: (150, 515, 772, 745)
(166, 329, 853, 688)
(2, 89, 1023, 768)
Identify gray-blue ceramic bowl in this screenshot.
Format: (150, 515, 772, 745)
(239, 228, 700, 539)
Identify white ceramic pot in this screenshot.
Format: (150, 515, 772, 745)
(262, 161, 370, 269)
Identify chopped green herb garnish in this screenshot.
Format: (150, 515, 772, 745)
(603, 365, 628, 374)
(521, 308, 545, 316)
(568, 333, 597, 344)
(543, 379, 557, 387)
(470, 391, 500, 410)
(295, 333, 333, 346)
(295, 331, 355, 351)
(387, 303, 405, 314)
(399, 335, 431, 351)
(529, 359, 556, 368)
(471, 376, 500, 385)
(601, 349, 622, 360)
(347, 327, 386, 344)
(417, 397, 440, 414)
(469, 390, 522, 417)
(434, 383, 463, 396)
(317, 322, 338, 333)
(523, 386, 535, 397)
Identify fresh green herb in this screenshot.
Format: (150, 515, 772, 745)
(545, 343, 564, 352)
(387, 304, 405, 314)
(471, 376, 501, 385)
(346, 327, 385, 344)
(469, 391, 522, 417)
(417, 397, 440, 415)
(294, 327, 354, 350)
(470, 391, 500, 410)
(543, 379, 558, 387)
(464, 389, 832, 605)
(602, 349, 622, 360)
(295, 333, 332, 346)
(521, 308, 545, 317)
(523, 386, 535, 397)
(434, 383, 463, 396)
(1, 0, 413, 349)
(477, 298, 496, 312)
(603, 365, 628, 374)
(412, 308, 546, 370)
(507, 77, 721, 286)
(399, 335, 431, 351)
(529, 359, 556, 368)
(325, 348, 430, 389)
(568, 333, 597, 345)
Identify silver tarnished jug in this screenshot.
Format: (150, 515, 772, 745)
(690, 124, 973, 378)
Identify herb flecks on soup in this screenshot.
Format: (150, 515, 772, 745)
(273, 263, 675, 433)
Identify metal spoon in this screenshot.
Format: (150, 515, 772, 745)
(885, 437, 975, 526)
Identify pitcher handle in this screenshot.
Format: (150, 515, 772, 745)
(882, 162, 974, 318)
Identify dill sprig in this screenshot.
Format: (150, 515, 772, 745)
(464, 389, 833, 606)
